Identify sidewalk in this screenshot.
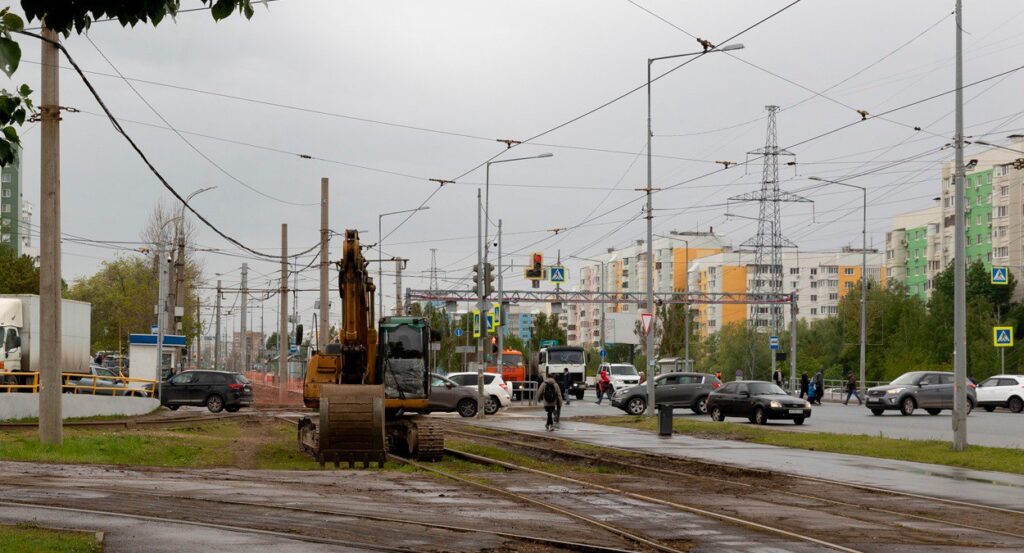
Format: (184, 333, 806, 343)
(478, 418, 1024, 511)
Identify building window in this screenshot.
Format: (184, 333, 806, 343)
(810, 281, 818, 289)
(1, 205, 8, 213)
(967, 235, 972, 245)
(828, 293, 838, 301)
(810, 294, 817, 302)
(789, 267, 799, 275)
(810, 308, 818, 315)
(998, 206, 1008, 217)
(828, 280, 838, 288)
(845, 282, 853, 289)
(0, 233, 9, 242)
(844, 267, 854, 275)
(826, 266, 838, 274)
(996, 165, 1009, 177)
(810, 268, 818, 276)
(1001, 186, 1009, 197)
(655, 262, 662, 270)
(0, 173, 9, 183)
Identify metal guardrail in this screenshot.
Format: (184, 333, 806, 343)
(509, 381, 538, 406)
(0, 371, 157, 397)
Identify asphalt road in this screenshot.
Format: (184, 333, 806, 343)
(505, 394, 1024, 448)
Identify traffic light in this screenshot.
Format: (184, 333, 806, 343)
(472, 263, 495, 297)
(491, 336, 498, 354)
(524, 252, 544, 289)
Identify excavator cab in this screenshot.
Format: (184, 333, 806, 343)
(379, 317, 431, 410)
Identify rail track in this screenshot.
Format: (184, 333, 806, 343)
(446, 425, 1024, 541)
(0, 473, 636, 553)
(0, 407, 304, 430)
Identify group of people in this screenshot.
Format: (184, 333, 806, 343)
(795, 370, 862, 405)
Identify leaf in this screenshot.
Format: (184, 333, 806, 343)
(211, 0, 236, 20)
(2, 125, 18, 143)
(2, 12, 23, 32)
(0, 36, 20, 77)
(17, 84, 30, 98)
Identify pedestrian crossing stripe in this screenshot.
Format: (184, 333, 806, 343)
(994, 326, 1014, 347)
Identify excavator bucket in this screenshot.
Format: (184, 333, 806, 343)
(298, 384, 387, 468)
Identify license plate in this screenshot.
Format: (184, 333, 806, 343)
(788, 409, 803, 414)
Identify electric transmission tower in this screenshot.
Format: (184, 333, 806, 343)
(729, 105, 811, 333)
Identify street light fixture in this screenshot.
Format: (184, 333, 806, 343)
(809, 176, 868, 399)
(378, 206, 431, 318)
(479, 152, 553, 418)
(645, 44, 744, 415)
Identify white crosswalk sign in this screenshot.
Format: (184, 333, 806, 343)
(994, 326, 1014, 347)
(549, 265, 566, 283)
(992, 266, 1009, 285)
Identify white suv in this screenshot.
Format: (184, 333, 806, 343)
(446, 372, 512, 415)
(599, 363, 640, 395)
(975, 374, 1024, 413)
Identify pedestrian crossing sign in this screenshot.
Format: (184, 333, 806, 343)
(472, 309, 481, 338)
(994, 326, 1013, 347)
(549, 265, 566, 283)
(992, 266, 1009, 285)
(486, 312, 495, 334)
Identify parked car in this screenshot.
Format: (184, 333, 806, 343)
(446, 371, 512, 415)
(160, 370, 253, 413)
(865, 371, 976, 416)
(707, 380, 811, 425)
(611, 372, 721, 416)
(599, 363, 640, 394)
(69, 365, 146, 397)
(975, 374, 1024, 413)
(415, 374, 479, 417)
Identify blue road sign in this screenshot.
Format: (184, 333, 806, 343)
(454, 327, 463, 337)
(769, 335, 779, 351)
(600, 349, 607, 358)
(549, 265, 566, 283)
(992, 266, 1009, 285)
(994, 326, 1014, 347)
(289, 345, 299, 354)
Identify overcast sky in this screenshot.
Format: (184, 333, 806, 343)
(6, 0, 1024, 335)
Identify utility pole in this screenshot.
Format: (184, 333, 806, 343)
(476, 188, 485, 418)
(279, 224, 289, 405)
(214, 280, 222, 371)
(38, 26, 62, 445)
(175, 219, 186, 336)
(156, 249, 168, 398)
(393, 259, 401, 315)
(240, 263, 248, 374)
(497, 219, 504, 374)
(952, 0, 968, 451)
(319, 177, 330, 350)
(195, 297, 202, 369)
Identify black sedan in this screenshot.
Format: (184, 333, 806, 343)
(707, 381, 811, 425)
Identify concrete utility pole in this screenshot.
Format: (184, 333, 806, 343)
(214, 280, 222, 370)
(156, 249, 169, 395)
(38, 26, 62, 445)
(497, 219, 504, 374)
(240, 263, 248, 374)
(394, 259, 403, 315)
(952, 0, 968, 450)
(279, 224, 289, 405)
(476, 188, 485, 418)
(195, 298, 201, 369)
(319, 177, 330, 350)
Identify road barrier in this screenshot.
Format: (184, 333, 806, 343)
(0, 371, 157, 397)
(509, 381, 538, 405)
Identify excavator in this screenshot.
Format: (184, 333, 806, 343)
(297, 229, 443, 467)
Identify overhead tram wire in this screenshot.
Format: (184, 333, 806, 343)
(83, 35, 316, 207)
(16, 30, 319, 261)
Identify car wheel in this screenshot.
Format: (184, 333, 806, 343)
(166, 404, 180, 411)
(983, 405, 996, 412)
(753, 407, 767, 425)
(575, 390, 584, 401)
(899, 397, 916, 416)
(225, 406, 240, 413)
(206, 394, 224, 413)
(626, 397, 646, 416)
(870, 408, 884, 416)
(1008, 396, 1024, 414)
(926, 408, 941, 416)
(966, 399, 974, 415)
(691, 396, 708, 415)
(793, 416, 805, 425)
(710, 406, 725, 422)
(484, 396, 500, 415)
(457, 398, 478, 418)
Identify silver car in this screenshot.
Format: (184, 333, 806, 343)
(414, 374, 479, 418)
(865, 371, 976, 416)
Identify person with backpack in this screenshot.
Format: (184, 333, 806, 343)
(537, 372, 563, 431)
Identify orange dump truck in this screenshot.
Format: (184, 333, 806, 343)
(486, 349, 527, 399)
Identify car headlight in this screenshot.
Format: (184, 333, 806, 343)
(804, 401, 811, 408)
(770, 400, 782, 408)
(885, 388, 905, 395)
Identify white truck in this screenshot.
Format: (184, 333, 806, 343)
(535, 345, 587, 400)
(0, 295, 92, 387)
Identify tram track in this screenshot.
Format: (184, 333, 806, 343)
(446, 425, 1024, 542)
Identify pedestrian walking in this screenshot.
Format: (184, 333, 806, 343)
(597, 367, 612, 405)
(715, 371, 722, 382)
(537, 373, 563, 431)
(799, 372, 809, 399)
(843, 373, 862, 405)
(772, 368, 783, 388)
(561, 368, 572, 405)
(813, 370, 825, 405)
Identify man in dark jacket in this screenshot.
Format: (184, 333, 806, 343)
(799, 372, 810, 399)
(537, 373, 563, 431)
(843, 373, 862, 405)
(813, 370, 825, 405)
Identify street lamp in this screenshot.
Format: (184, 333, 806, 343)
(653, 234, 691, 369)
(809, 176, 868, 399)
(378, 206, 430, 318)
(176, 186, 216, 369)
(645, 43, 744, 415)
(479, 152, 553, 418)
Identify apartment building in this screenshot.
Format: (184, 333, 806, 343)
(687, 249, 884, 336)
(885, 205, 941, 300)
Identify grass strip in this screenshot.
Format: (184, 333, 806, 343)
(0, 523, 101, 553)
(591, 416, 1024, 475)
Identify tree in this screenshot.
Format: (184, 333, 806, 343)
(0, 244, 39, 293)
(529, 312, 566, 351)
(0, 2, 257, 167)
(265, 332, 278, 352)
(67, 256, 156, 353)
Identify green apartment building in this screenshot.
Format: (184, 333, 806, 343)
(963, 168, 993, 267)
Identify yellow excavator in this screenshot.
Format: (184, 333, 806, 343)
(297, 229, 443, 467)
